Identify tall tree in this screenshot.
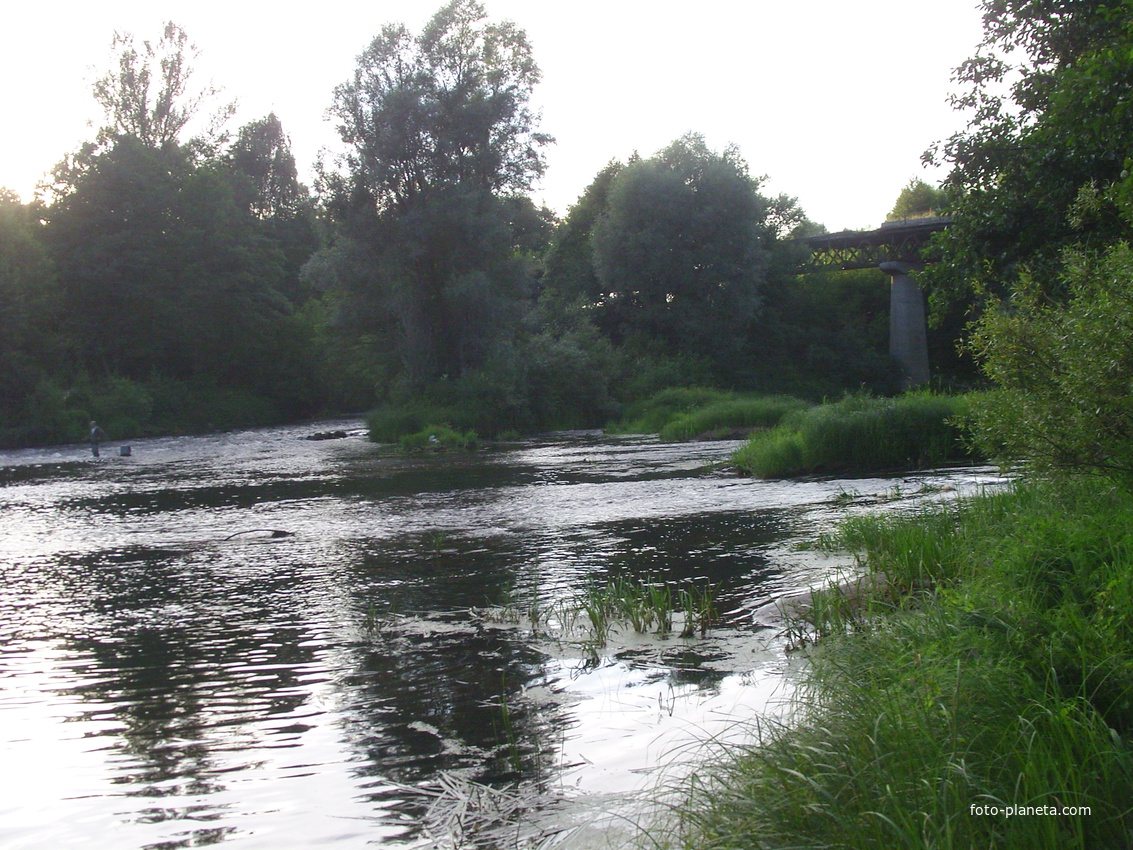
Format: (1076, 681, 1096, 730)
(0, 191, 60, 422)
(91, 22, 234, 151)
(587, 134, 800, 373)
(313, 0, 552, 392)
(887, 178, 949, 221)
(924, 0, 1133, 312)
(228, 113, 306, 219)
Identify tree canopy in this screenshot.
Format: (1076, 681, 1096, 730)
(328, 0, 551, 214)
(92, 21, 233, 151)
(312, 0, 553, 394)
(924, 0, 1133, 310)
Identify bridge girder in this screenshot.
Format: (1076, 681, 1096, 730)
(799, 215, 951, 272)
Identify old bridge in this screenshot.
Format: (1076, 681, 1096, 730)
(800, 215, 951, 386)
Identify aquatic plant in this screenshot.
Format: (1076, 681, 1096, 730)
(733, 391, 975, 477)
(398, 424, 478, 452)
(678, 582, 719, 638)
(659, 395, 810, 442)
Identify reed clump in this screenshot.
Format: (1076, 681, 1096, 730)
(609, 387, 808, 440)
(732, 391, 974, 477)
(671, 478, 1133, 849)
(398, 424, 478, 452)
(659, 396, 810, 442)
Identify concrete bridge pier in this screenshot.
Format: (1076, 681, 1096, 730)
(880, 261, 929, 387)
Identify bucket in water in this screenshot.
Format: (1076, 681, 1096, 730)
(119, 446, 132, 457)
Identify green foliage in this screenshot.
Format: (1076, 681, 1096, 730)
(609, 387, 732, 435)
(659, 396, 810, 441)
(742, 267, 912, 397)
(90, 21, 233, 150)
(887, 177, 949, 221)
(675, 479, 1133, 849)
(541, 160, 622, 303)
(313, 1, 552, 394)
(588, 134, 800, 375)
(0, 193, 60, 427)
(733, 392, 974, 477)
(924, 1, 1133, 320)
(967, 242, 1133, 481)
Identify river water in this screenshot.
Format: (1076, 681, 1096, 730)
(0, 422, 1003, 848)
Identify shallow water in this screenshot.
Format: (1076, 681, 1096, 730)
(0, 423, 1003, 848)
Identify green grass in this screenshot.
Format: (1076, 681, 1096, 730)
(609, 387, 809, 440)
(732, 391, 974, 477)
(659, 396, 810, 441)
(398, 423, 478, 452)
(670, 478, 1133, 849)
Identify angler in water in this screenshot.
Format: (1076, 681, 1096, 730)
(89, 420, 106, 458)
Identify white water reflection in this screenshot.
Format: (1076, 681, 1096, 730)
(0, 422, 1006, 848)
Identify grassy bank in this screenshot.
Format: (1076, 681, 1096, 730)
(609, 387, 809, 440)
(673, 478, 1133, 848)
(732, 392, 974, 477)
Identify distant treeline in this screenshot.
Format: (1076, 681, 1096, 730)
(0, 5, 967, 449)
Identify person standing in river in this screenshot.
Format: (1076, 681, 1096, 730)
(89, 420, 106, 458)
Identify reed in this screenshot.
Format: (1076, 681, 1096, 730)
(659, 395, 810, 442)
(398, 424, 478, 452)
(609, 386, 735, 435)
(733, 391, 974, 477)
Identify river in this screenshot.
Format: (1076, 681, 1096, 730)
(0, 421, 1003, 848)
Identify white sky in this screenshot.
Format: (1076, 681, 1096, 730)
(2, 1, 985, 231)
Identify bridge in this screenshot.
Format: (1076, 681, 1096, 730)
(799, 215, 951, 387)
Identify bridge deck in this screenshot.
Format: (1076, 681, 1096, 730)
(801, 215, 951, 271)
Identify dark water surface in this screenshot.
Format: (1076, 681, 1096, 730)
(0, 422, 1002, 848)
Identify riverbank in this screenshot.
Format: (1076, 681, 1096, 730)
(671, 476, 1133, 848)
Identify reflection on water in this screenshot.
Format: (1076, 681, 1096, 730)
(0, 423, 1003, 847)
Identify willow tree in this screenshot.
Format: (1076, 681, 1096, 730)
(316, 0, 552, 391)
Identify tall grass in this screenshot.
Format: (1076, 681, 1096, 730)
(608, 387, 734, 435)
(733, 392, 974, 477)
(670, 478, 1133, 849)
(609, 387, 809, 440)
(659, 396, 810, 441)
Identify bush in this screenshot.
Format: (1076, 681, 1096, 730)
(733, 392, 973, 477)
(968, 243, 1133, 484)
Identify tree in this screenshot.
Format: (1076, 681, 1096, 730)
(329, 0, 550, 212)
(313, 0, 552, 393)
(0, 191, 60, 426)
(542, 160, 623, 304)
(46, 136, 317, 415)
(228, 113, 306, 219)
(587, 134, 800, 373)
(923, 0, 1133, 314)
(91, 22, 234, 152)
(887, 178, 948, 221)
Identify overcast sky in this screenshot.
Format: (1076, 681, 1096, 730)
(3, 1, 985, 231)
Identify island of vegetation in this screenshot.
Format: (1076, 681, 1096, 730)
(3, 0, 1133, 846)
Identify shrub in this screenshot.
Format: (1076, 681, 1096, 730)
(968, 243, 1133, 484)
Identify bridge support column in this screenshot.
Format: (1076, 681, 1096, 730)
(880, 261, 929, 387)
